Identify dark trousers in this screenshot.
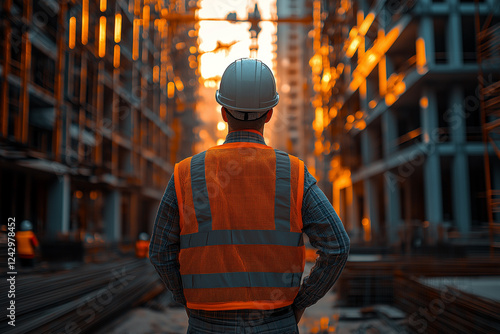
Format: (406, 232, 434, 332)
(187, 305, 299, 334)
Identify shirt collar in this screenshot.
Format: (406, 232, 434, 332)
(223, 129, 267, 145)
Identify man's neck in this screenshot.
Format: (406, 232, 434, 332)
(228, 127, 264, 135)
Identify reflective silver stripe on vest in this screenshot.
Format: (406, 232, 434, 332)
(182, 271, 302, 289)
(274, 149, 291, 231)
(180, 229, 303, 248)
(190, 151, 212, 232)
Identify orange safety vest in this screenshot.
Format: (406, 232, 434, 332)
(174, 140, 305, 311)
(135, 240, 150, 258)
(16, 231, 38, 258)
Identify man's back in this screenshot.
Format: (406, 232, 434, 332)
(174, 133, 305, 311)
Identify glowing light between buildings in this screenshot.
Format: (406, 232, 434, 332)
(167, 82, 175, 99)
(114, 13, 122, 43)
(98, 16, 106, 58)
(132, 19, 140, 60)
(100, 0, 106, 12)
(416, 37, 427, 74)
(69, 17, 76, 49)
(82, 0, 89, 45)
(362, 218, 371, 242)
(113, 45, 120, 68)
(153, 65, 159, 83)
(358, 12, 375, 35)
(143, 5, 150, 33)
(217, 122, 226, 131)
(420, 96, 429, 109)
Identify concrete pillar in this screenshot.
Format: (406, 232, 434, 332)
(349, 185, 361, 242)
(364, 177, 380, 242)
(46, 174, 71, 237)
(384, 171, 401, 244)
(449, 86, 471, 233)
(447, 0, 463, 67)
(361, 128, 372, 165)
(421, 89, 443, 239)
(402, 177, 412, 254)
(104, 190, 121, 241)
(129, 192, 139, 240)
(418, 12, 435, 66)
(382, 109, 398, 157)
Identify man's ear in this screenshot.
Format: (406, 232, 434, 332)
(265, 109, 273, 123)
(221, 107, 228, 122)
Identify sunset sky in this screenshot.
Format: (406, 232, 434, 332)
(195, 0, 277, 151)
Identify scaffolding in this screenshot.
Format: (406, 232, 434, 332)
(0, 0, 198, 242)
(475, 0, 500, 255)
(316, 0, 499, 249)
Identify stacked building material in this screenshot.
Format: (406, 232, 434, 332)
(0, 258, 163, 333)
(337, 256, 500, 307)
(394, 272, 500, 333)
(336, 259, 396, 306)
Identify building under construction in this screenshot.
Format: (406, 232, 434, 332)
(274, 0, 315, 161)
(312, 0, 500, 250)
(0, 0, 198, 247)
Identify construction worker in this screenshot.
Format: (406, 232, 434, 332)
(135, 232, 150, 258)
(150, 58, 350, 333)
(16, 220, 39, 267)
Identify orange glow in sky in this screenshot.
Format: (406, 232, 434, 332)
(195, 0, 277, 152)
(197, 0, 277, 80)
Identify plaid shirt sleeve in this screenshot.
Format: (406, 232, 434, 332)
(149, 174, 187, 306)
(293, 166, 351, 310)
(150, 164, 350, 309)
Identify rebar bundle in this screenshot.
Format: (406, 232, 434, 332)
(394, 272, 500, 333)
(0, 258, 163, 334)
(336, 257, 500, 307)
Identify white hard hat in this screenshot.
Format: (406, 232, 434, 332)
(216, 58, 279, 120)
(139, 233, 149, 241)
(20, 220, 33, 231)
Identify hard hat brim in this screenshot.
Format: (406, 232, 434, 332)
(216, 90, 279, 112)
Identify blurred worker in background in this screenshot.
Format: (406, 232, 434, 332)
(135, 232, 150, 258)
(17, 220, 39, 267)
(150, 58, 350, 333)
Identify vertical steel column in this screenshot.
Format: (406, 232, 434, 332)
(111, 67, 118, 174)
(384, 171, 401, 245)
(363, 177, 380, 243)
(1, 0, 12, 137)
(447, 0, 463, 67)
(382, 108, 400, 244)
(96, 61, 104, 165)
(53, 1, 66, 160)
(78, 52, 88, 164)
(19, 0, 31, 144)
(46, 174, 71, 236)
(474, 0, 496, 256)
(421, 88, 443, 240)
(449, 85, 471, 233)
(104, 190, 122, 241)
(129, 191, 139, 240)
(418, 11, 435, 67)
